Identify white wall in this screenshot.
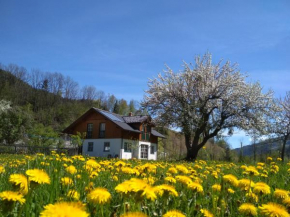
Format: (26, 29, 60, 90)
(82, 138, 158, 160)
(149, 143, 157, 160)
(120, 139, 135, 159)
(83, 139, 121, 158)
(138, 141, 157, 160)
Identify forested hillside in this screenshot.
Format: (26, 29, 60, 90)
(0, 63, 140, 131)
(0, 63, 143, 148)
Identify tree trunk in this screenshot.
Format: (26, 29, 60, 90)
(78, 145, 83, 155)
(281, 138, 287, 162)
(186, 147, 199, 161)
(184, 134, 200, 161)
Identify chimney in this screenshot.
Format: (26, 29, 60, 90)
(129, 112, 132, 116)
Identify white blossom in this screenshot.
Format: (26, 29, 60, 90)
(0, 100, 11, 113)
(142, 53, 276, 160)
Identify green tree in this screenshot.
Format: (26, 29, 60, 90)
(119, 99, 129, 115)
(129, 100, 137, 114)
(27, 123, 60, 147)
(113, 101, 120, 114)
(0, 105, 31, 145)
(71, 132, 86, 154)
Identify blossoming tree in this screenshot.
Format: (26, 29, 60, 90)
(270, 91, 290, 162)
(142, 53, 275, 161)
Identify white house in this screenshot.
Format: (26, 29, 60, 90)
(63, 108, 165, 160)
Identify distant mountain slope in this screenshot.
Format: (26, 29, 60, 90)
(233, 138, 290, 156)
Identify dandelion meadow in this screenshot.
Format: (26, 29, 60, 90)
(0, 152, 290, 217)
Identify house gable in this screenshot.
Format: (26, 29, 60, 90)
(63, 108, 165, 142)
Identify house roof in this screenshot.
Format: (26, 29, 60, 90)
(63, 107, 165, 138)
(94, 108, 140, 133)
(151, 129, 166, 138)
(123, 116, 149, 123)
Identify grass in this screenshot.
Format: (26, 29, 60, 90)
(0, 153, 289, 216)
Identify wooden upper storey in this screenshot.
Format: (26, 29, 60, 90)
(63, 108, 165, 143)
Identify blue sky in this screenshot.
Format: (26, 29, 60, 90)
(0, 0, 289, 148)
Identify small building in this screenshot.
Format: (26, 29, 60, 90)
(62, 108, 165, 160)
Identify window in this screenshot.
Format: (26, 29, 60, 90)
(147, 126, 151, 133)
(87, 123, 93, 138)
(140, 144, 148, 159)
(124, 142, 132, 152)
(141, 125, 150, 141)
(150, 145, 155, 154)
(87, 142, 93, 152)
(99, 123, 105, 138)
(104, 142, 110, 152)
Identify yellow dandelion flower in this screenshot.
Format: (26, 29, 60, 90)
(9, 174, 28, 195)
(165, 176, 176, 184)
(274, 189, 289, 199)
(120, 212, 148, 217)
(0, 165, 5, 173)
(227, 188, 235, 194)
(67, 190, 80, 200)
(144, 176, 156, 185)
(168, 167, 178, 174)
(238, 179, 254, 191)
(115, 181, 133, 195)
(223, 174, 239, 187)
(163, 210, 186, 217)
(127, 178, 149, 192)
(257, 162, 265, 167)
(253, 182, 271, 195)
(211, 171, 219, 179)
(61, 177, 73, 185)
(267, 157, 272, 161)
(238, 203, 257, 216)
(0, 191, 25, 204)
(270, 165, 279, 173)
(188, 182, 203, 193)
(89, 171, 98, 179)
(84, 159, 101, 172)
(112, 175, 118, 181)
(121, 167, 135, 175)
(87, 187, 111, 204)
(246, 191, 258, 203)
(176, 165, 189, 174)
(193, 176, 203, 183)
(155, 184, 178, 197)
(212, 184, 221, 192)
(282, 198, 290, 208)
(240, 165, 247, 170)
(40, 201, 89, 217)
(84, 182, 94, 193)
(114, 161, 127, 167)
(141, 186, 157, 201)
(26, 169, 50, 184)
(66, 165, 77, 175)
(246, 166, 259, 176)
(259, 203, 289, 217)
(200, 209, 214, 217)
(194, 164, 202, 170)
(261, 173, 268, 178)
(277, 157, 282, 161)
(175, 175, 192, 186)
